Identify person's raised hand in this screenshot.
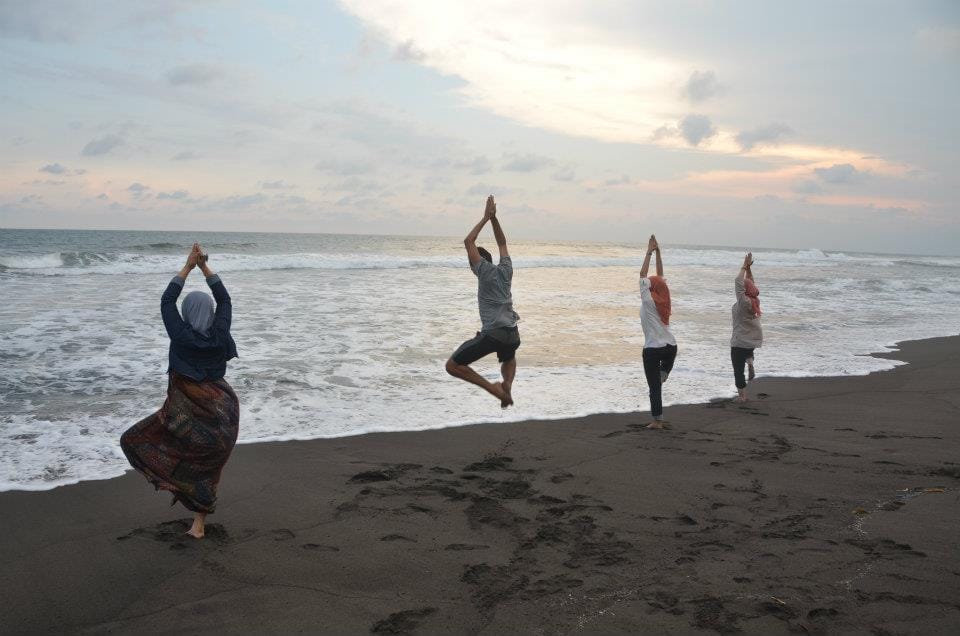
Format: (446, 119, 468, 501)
(185, 243, 200, 269)
(744, 252, 753, 268)
(484, 195, 496, 219)
(647, 234, 658, 253)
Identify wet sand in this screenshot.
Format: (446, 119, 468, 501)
(1, 336, 959, 635)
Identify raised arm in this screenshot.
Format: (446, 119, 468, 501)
(463, 195, 494, 266)
(198, 247, 231, 332)
(738, 252, 754, 281)
(654, 240, 663, 277)
(488, 197, 509, 258)
(735, 252, 752, 306)
(162, 244, 200, 340)
(639, 234, 656, 278)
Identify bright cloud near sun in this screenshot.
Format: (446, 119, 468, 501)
(339, 0, 909, 183)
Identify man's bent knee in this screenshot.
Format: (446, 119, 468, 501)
(445, 358, 462, 376)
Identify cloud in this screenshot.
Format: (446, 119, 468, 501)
(552, 167, 576, 182)
(814, 163, 860, 184)
(792, 180, 823, 195)
(0, 1, 189, 43)
(81, 134, 124, 156)
(39, 163, 68, 175)
(681, 70, 722, 103)
(156, 190, 189, 200)
(260, 180, 296, 190)
(221, 193, 268, 207)
(502, 152, 555, 172)
(453, 155, 492, 175)
(466, 182, 509, 196)
(315, 158, 375, 175)
(394, 39, 426, 62)
(916, 26, 960, 54)
(604, 174, 632, 186)
(166, 63, 225, 87)
(127, 182, 150, 198)
(735, 123, 793, 151)
(678, 114, 717, 147)
(170, 150, 200, 161)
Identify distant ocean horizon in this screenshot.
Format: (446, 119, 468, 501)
(2, 228, 959, 491)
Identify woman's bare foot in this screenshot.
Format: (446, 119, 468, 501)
(186, 513, 206, 539)
(646, 421, 664, 429)
(735, 390, 748, 403)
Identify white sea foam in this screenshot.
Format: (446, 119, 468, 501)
(1, 230, 958, 491)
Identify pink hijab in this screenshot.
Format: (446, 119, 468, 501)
(648, 276, 671, 325)
(744, 279, 761, 317)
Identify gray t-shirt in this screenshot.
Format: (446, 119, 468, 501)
(472, 256, 520, 331)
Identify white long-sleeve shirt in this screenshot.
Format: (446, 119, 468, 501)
(639, 277, 676, 349)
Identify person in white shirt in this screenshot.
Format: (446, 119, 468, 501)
(638, 235, 677, 429)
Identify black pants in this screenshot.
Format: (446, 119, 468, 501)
(642, 344, 678, 418)
(731, 347, 755, 390)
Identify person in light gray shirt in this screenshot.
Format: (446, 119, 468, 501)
(446, 195, 520, 408)
(731, 252, 763, 402)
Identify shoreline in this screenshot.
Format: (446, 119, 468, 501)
(1, 335, 959, 634)
(0, 333, 944, 495)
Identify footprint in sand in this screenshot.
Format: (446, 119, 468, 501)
(271, 528, 295, 541)
(445, 543, 490, 551)
(370, 608, 436, 635)
(116, 519, 232, 548)
(302, 543, 340, 552)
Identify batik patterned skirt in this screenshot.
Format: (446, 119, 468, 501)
(121, 371, 240, 513)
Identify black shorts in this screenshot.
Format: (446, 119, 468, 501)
(451, 326, 521, 365)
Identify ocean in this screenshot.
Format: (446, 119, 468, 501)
(2, 228, 959, 492)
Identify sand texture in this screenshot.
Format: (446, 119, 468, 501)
(1, 336, 958, 634)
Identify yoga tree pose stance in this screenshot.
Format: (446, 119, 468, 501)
(446, 195, 520, 408)
(638, 235, 677, 429)
(120, 243, 239, 539)
(731, 252, 762, 402)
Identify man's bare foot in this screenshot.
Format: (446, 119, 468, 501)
(646, 421, 664, 429)
(500, 383, 514, 408)
(491, 382, 513, 407)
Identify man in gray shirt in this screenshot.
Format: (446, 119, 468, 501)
(446, 195, 521, 408)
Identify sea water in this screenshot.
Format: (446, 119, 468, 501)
(2, 228, 959, 491)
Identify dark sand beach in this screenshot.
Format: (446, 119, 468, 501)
(1, 336, 958, 635)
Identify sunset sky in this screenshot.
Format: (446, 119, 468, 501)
(1, 1, 957, 253)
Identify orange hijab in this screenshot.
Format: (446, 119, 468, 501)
(648, 275, 671, 325)
(744, 279, 761, 317)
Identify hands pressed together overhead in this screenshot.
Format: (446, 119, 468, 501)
(180, 243, 214, 278)
(483, 195, 497, 220)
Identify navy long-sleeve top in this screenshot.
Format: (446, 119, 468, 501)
(161, 273, 238, 381)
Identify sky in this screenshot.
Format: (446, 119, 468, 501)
(0, 0, 958, 254)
